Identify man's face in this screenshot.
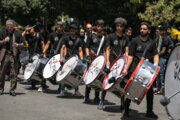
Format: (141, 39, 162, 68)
(86, 24, 92, 34)
(25, 27, 31, 35)
(116, 24, 124, 33)
(6, 24, 14, 33)
(159, 30, 166, 36)
(56, 25, 63, 32)
(140, 25, 150, 37)
(70, 29, 77, 36)
(30, 28, 35, 35)
(79, 29, 85, 37)
(126, 30, 132, 37)
(96, 25, 103, 33)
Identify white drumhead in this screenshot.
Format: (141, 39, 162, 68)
(103, 56, 125, 90)
(24, 55, 39, 80)
(164, 45, 180, 120)
(43, 54, 61, 79)
(56, 56, 78, 82)
(84, 55, 105, 85)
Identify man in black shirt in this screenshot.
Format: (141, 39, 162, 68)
(99, 17, 129, 109)
(84, 19, 106, 104)
(59, 24, 83, 97)
(43, 21, 65, 58)
(155, 25, 171, 94)
(122, 22, 159, 118)
(0, 20, 24, 96)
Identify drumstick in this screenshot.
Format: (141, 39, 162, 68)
(160, 90, 180, 106)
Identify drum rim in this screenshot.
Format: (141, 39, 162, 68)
(56, 55, 79, 83)
(24, 54, 40, 81)
(164, 44, 180, 120)
(42, 54, 61, 79)
(83, 55, 106, 85)
(103, 55, 126, 90)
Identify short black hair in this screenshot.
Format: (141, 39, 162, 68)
(70, 24, 78, 30)
(141, 22, 151, 30)
(125, 27, 132, 33)
(95, 19, 104, 26)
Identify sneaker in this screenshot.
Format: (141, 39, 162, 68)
(74, 91, 83, 97)
(38, 86, 43, 92)
(98, 101, 104, 110)
(59, 90, 65, 97)
(145, 111, 158, 119)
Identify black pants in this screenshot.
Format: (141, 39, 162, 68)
(85, 86, 99, 99)
(125, 86, 154, 113)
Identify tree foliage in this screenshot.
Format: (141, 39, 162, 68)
(138, 0, 180, 26)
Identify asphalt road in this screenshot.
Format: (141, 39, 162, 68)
(0, 74, 169, 120)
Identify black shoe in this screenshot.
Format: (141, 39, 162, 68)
(0, 90, 3, 95)
(93, 97, 100, 104)
(84, 98, 91, 104)
(10, 91, 16, 96)
(123, 111, 129, 118)
(145, 111, 158, 119)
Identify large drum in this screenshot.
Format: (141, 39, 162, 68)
(123, 58, 160, 104)
(103, 56, 126, 92)
(24, 54, 48, 81)
(163, 44, 180, 120)
(43, 54, 61, 79)
(19, 50, 29, 65)
(83, 55, 106, 90)
(56, 55, 87, 89)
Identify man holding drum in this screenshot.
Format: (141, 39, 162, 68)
(122, 22, 159, 118)
(84, 19, 106, 104)
(59, 24, 83, 97)
(99, 17, 129, 109)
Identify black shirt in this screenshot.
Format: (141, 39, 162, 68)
(106, 33, 129, 61)
(48, 32, 64, 50)
(129, 36, 158, 72)
(61, 35, 83, 57)
(85, 33, 106, 54)
(26, 33, 44, 54)
(160, 35, 171, 58)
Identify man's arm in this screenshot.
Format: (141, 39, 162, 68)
(78, 47, 83, 60)
(106, 46, 110, 67)
(153, 54, 159, 67)
(60, 44, 66, 62)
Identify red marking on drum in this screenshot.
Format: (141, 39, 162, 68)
(123, 58, 144, 92)
(52, 60, 58, 64)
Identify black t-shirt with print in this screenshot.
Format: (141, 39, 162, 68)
(48, 32, 64, 50)
(61, 35, 83, 57)
(160, 35, 171, 58)
(26, 33, 44, 54)
(85, 33, 106, 54)
(128, 36, 158, 72)
(106, 33, 129, 62)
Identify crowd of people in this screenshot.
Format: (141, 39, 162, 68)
(0, 18, 179, 119)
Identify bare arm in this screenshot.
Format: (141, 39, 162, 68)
(122, 55, 133, 75)
(106, 46, 110, 67)
(124, 46, 129, 57)
(43, 40, 51, 53)
(159, 47, 166, 56)
(79, 47, 83, 60)
(153, 54, 159, 67)
(60, 44, 66, 62)
(85, 48, 89, 57)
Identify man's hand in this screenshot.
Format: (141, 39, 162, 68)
(122, 68, 128, 76)
(4, 37, 9, 42)
(43, 53, 46, 58)
(12, 42, 19, 48)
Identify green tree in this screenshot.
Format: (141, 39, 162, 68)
(138, 0, 180, 26)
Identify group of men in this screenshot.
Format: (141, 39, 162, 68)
(1, 17, 173, 119)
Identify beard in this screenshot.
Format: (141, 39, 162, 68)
(140, 32, 148, 37)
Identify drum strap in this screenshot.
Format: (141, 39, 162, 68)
(142, 39, 152, 58)
(54, 34, 64, 54)
(33, 33, 39, 54)
(97, 35, 105, 55)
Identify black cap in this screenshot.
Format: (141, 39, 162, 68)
(70, 24, 78, 29)
(159, 25, 168, 31)
(141, 22, 152, 30)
